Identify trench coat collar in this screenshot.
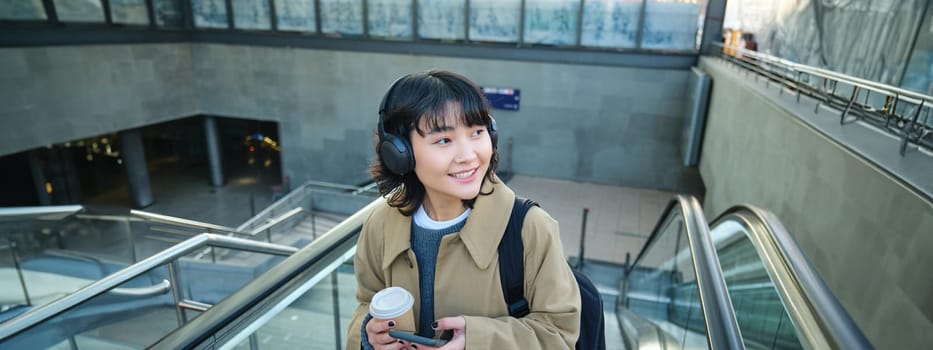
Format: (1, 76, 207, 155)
(381, 175, 514, 271)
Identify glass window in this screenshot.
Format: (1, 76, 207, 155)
(469, 0, 520, 43)
(320, 0, 363, 35)
(153, 0, 184, 27)
(901, 6, 933, 97)
(0, 0, 47, 20)
(580, 0, 642, 48)
(275, 0, 317, 32)
(523, 0, 578, 46)
(368, 0, 412, 39)
(110, 0, 149, 25)
(641, 0, 702, 50)
(193, 0, 229, 28)
(54, 0, 105, 22)
(232, 0, 271, 30)
(418, 0, 465, 40)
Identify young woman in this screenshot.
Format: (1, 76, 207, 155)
(347, 70, 580, 350)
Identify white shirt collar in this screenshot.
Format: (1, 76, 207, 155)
(413, 205, 471, 230)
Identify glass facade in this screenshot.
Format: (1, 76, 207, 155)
(0, 0, 708, 53)
(641, 0, 702, 50)
(469, 0, 521, 43)
(152, 0, 184, 27)
(53, 0, 105, 22)
(524, 0, 579, 45)
(581, 0, 642, 48)
(368, 0, 412, 39)
(276, 0, 317, 32)
(193, 0, 228, 29)
(111, 0, 149, 25)
(418, 0, 466, 40)
(0, 0, 47, 20)
(232, 0, 272, 30)
(320, 0, 363, 35)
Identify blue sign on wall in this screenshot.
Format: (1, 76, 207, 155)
(482, 87, 521, 111)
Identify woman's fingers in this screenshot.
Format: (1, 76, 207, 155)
(431, 316, 466, 331)
(366, 319, 399, 346)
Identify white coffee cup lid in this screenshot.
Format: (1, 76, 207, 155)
(370, 287, 414, 319)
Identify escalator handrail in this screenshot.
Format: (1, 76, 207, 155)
(0, 234, 298, 341)
(627, 195, 745, 350)
(150, 197, 383, 349)
(712, 205, 873, 350)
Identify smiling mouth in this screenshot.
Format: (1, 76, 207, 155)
(450, 168, 477, 179)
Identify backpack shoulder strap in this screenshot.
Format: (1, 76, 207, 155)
(498, 197, 538, 318)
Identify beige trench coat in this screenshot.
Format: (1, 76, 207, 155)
(346, 178, 581, 349)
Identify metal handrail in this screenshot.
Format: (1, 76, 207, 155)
(130, 209, 241, 234)
(715, 42, 933, 105)
(0, 233, 298, 341)
(109, 279, 172, 297)
(711, 205, 873, 350)
(150, 198, 383, 349)
(0, 205, 83, 222)
(247, 207, 305, 237)
(236, 179, 377, 232)
(626, 195, 744, 350)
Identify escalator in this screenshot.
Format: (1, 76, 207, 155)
(618, 197, 872, 349)
(1, 195, 873, 349)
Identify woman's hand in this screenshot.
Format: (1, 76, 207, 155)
(401, 316, 466, 350)
(366, 319, 408, 350)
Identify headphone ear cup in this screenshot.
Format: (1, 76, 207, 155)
(489, 120, 499, 150)
(380, 133, 415, 175)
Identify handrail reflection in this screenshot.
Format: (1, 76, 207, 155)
(711, 205, 872, 350)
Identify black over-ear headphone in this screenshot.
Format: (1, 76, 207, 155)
(377, 75, 499, 175)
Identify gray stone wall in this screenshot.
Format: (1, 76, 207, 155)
(0, 44, 197, 156)
(1, 42, 697, 192)
(191, 44, 698, 191)
(699, 56, 933, 349)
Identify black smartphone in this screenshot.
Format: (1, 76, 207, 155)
(388, 330, 449, 347)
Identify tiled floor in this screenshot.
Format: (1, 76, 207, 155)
(86, 164, 282, 227)
(507, 175, 676, 266)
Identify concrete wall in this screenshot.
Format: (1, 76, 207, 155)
(191, 43, 699, 191)
(1, 43, 699, 192)
(0, 44, 198, 156)
(698, 57, 933, 349)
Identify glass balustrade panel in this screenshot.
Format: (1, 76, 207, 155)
(227, 256, 357, 349)
(711, 220, 804, 349)
(622, 211, 709, 349)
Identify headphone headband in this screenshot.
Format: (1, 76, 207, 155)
(376, 73, 498, 175)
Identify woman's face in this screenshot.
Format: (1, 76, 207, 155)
(409, 104, 493, 208)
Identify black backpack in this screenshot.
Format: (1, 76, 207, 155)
(498, 198, 607, 350)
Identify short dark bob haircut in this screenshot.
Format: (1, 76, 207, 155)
(369, 70, 499, 216)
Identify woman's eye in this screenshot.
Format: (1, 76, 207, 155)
(434, 138, 451, 145)
(472, 129, 486, 137)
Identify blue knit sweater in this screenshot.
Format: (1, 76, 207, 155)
(360, 211, 467, 349)
(410, 217, 467, 337)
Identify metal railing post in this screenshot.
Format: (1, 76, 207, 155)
(250, 333, 260, 349)
(167, 261, 187, 325)
(206, 228, 217, 263)
(10, 240, 32, 306)
(126, 219, 138, 263)
(577, 208, 589, 269)
(331, 270, 342, 350)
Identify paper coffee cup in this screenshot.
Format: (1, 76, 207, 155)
(370, 286, 416, 332)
